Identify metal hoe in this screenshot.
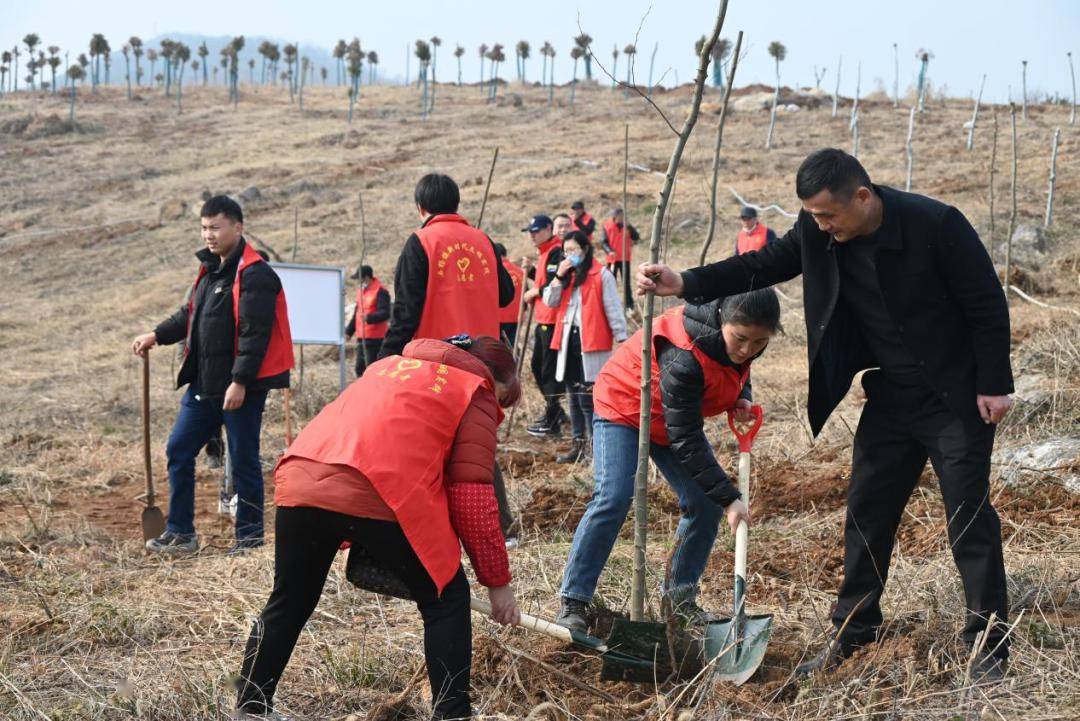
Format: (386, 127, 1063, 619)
(703, 404, 773, 685)
(139, 355, 167, 541)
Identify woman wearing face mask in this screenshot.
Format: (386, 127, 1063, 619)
(554, 290, 781, 633)
(235, 336, 521, 721)
(542, 230, 629, 464)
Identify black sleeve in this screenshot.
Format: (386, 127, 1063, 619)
(657, 341, 741, 507)
(583, 217, 597, 235)
(938, 207, 1014, 395)
(739, 371, 753, 403)
(154, 304, 190, 346)
(345, 307, 357, 339)
(681, 215, 806, 303)
(367, 288, 391, 324)
(492, 240, 515, 308)
(379, 234, 428, 359)
(765, 228, 778, 246)
(232, 264, 281, 385)
(628, 224, 640, 242)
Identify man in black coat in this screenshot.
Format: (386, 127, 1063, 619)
(133, 196, 291, 556)
(637, 149, 1014, 681)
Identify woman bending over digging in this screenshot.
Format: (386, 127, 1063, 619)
(555, 289, 780, 631)
(235, 336, 521, 721)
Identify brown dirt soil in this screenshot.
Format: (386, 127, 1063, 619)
(752, 454, 849, 521)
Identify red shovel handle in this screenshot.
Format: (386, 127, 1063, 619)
(727, 404, 764, 453)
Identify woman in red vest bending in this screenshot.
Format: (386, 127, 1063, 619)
(554, 290, 780, 633)
(542, 230, 628, 464)
(235, 337, 521, 721)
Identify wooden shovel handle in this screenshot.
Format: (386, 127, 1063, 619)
(470, 595, 574, 645)
(142, 354, 154, 506)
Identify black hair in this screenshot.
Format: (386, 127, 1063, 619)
(360, 264, 374, 280)
(571, 200, 585, 210)
(562, 230, 594, 288)
(493, 243, 507, 258)
(720, 288, 782, 333)
(795, 148, 873, 201)
(414, 173, 460, 215)
(200, 195, 243, 223)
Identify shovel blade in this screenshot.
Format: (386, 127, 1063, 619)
(600, 619, 668, 682)
(704, 614, 774, 686)
(141, 506, 166, 542)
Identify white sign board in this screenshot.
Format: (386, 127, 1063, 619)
(271, 263, 345, 345)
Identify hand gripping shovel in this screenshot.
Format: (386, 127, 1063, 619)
(139, 355, 167, 541)
(344, 545, 661, 676)
(702, 404, 773, 685)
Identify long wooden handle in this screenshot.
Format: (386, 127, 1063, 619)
(470, 596, 574, 644)
(733, 450, 751, 581)
(142, 354, 154, 506)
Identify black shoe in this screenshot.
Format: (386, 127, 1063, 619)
(555, 597, 589, 633)
(556, 438, 587, 464)
(226, 538, 264, 557)
(795, 632, 854, 677)
(145, 531, 199, 555)
(970, 650, 1008, 683)
(527, 415, 564, 438)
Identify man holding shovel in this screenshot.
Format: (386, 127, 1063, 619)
(132, 196, 293, 556)
(637, 149, 1014, 681)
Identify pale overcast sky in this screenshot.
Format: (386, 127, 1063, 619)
(5, 0, 1078, 102)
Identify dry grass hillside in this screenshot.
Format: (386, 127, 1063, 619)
(0, 81, 1077, 720)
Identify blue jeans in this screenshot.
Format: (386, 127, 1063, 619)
(166, 387, 268, 540)
(560, 417, 722, 603)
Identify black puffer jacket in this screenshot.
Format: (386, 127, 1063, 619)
(656, 300, 757, 507)
(155, 238, 289, 396)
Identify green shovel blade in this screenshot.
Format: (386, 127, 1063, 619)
(704, 613, 774, 685)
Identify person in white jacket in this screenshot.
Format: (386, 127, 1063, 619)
(542, 230, 629, 463)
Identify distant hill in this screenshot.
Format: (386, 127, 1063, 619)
(143, 33, 341, 84)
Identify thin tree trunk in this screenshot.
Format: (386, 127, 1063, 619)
(893, 43, 899, 108)
(356, 192, 370, 368)
(966, 74, 986, 151)
(647, 42, 658, 98)
(623, 123, 631, 305)
(1045, 127, 1060, 227)
(832, 55, 842, 118)
(851, 111, 860, 157)
(1005, 103, 1018, 292)
(1068, 52, 1076, 126)
(765, 58, 779, 149)
(1021, 61, 1028, 121)
(125, 56, 132, 100)
(905, 106, 916, 191)
(917, 60, 928, 113)
(700, 30, 744, 265)
(988, 111, 998, 264)
(849, 61, 861, 130)
(631, 0, 730, 622)
(476, 146, 499, 229)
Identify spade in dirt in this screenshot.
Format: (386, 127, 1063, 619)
(139, 354, 167, 541)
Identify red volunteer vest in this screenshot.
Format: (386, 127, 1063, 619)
(355, 278, 389, 341)
(186, 241, 294, 380)
(499, 258, 525, 324)
(736, 223, 769, 255)
(593, 306, 750, 445)
(603, 218, 632, 263)
(414, 214, 500, 342)
(532, 236, 562, 326)
(279, 354, 488, 593)
(550, 263, 614, 353)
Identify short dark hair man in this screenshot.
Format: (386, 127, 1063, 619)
(132, 195, 294, 556)
(378, 173, 515, 359)
(638, 148, 1014, 681)
(345, 265, 391, 377)
(569, 200, 596, 240)
(734, 206, 777, 256)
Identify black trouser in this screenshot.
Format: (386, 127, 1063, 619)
(831, 371, 1009, 659)
(237, 506, 473, 719)
(500, 322, 518, 349)
(354, 338, 384, 377)
(611, 260, 633, 309)
(561, 328, 594, 440)
(530, 323, 565, 416)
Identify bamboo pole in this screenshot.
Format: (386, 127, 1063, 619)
(988, 111, 999, 264)
(966, 74, 986, 151)
(905, 106, 915, 192)
(622, 123, 630, 306)
(1045, 128, 1060, 228)
(476, 146, 499, 229)
(631, 0, 730, 622)
(1005, 102, 1018, 293)
(356, 192, 371, 370)
(1021, 60, 1028, 121)
(700, 31, 744, 266)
